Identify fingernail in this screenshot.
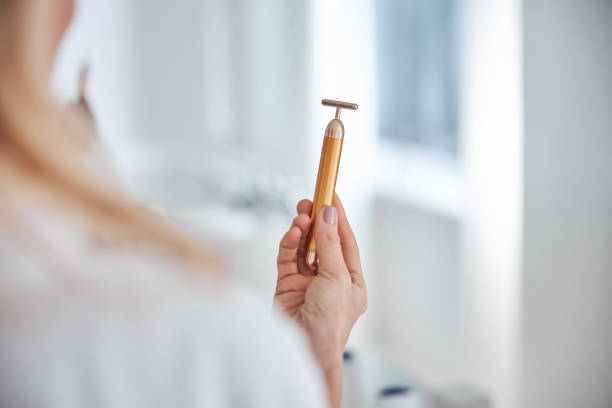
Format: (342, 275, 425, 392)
(323, 206, 337, 224)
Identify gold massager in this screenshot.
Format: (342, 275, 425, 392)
(305, 99, 358, 271)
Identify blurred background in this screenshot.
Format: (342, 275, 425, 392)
(52, 0, 612, 407)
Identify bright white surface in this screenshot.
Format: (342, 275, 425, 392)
(460, 1, 524, 407)
(375, 142, 464, 218)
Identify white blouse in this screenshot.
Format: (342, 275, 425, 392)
(0, 211, 328, 408)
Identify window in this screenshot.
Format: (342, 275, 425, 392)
(375, 0, 460, 152)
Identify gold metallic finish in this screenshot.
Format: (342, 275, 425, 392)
(305, 250, 317, 269)
(321, 99, 359, 111)
(325, 118, 344, 139)
(305, 100, 358, 271)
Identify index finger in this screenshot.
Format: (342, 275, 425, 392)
(296, 199, 313, 216)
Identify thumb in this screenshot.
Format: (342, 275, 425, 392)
(313, 206, 346, 278)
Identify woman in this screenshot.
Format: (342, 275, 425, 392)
(0, 1, 367, 407)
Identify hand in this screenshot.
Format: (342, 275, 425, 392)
(275, 194, 367, 406)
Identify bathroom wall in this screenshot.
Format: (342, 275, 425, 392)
(522, 1, 612, 407)
(369, 198, 463, 387)
(52, 0, 140, 172)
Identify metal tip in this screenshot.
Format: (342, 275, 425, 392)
(322, 99, 358, 111)
(305, 250, 318, 271)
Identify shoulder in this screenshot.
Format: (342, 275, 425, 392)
(0, 218, 328, 407)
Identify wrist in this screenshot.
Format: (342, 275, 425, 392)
(321, 354, 343, 408)
(302, 327, 343, 408)
(305, 326, 345, 372)
(319, 348, 343, 376)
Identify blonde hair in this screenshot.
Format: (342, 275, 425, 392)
(0, 0, 221, 273)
